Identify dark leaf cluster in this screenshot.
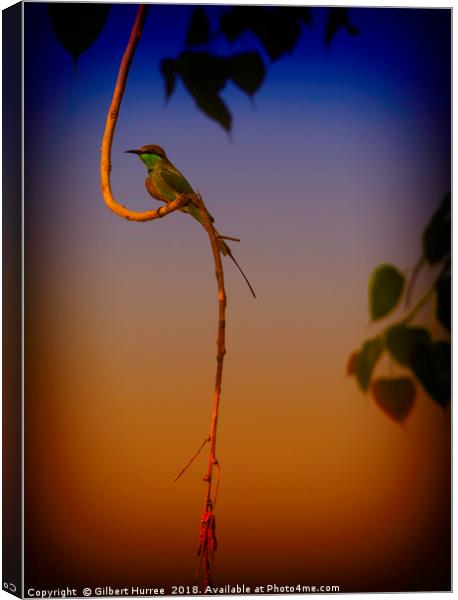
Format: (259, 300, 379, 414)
(218, 6, 312, 61)
(161, 6, 314, 130)
(162, 6, 357, 129)
(160, 51, 265, 131)
(347, 193, 451, 422)
(47, 4, 359, 130)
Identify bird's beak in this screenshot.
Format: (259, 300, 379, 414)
(124, 149, 142, 154)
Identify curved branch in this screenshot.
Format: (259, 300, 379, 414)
(99, 5, 231, 589)
(100, 4, 188, 222)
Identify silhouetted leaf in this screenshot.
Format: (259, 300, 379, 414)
(290, 7, 312, 26)
(192, 92, 231, 131)
(355, 337, 382, 391)
(219, 6, 255, 42)
(186, 7, 210, 47)
(160, 58, 177, 99)
(227, 52, 265, 95)
(252, 8, 302, 61)
(220, 7, 306, 61)
(436, 265, 451, 331)
(176, 52, 231, 130)
(369, 264, 405, 321)
(325, 8, 359, 48)
(48, 3, 110, 67)
(346, 350, 359, 376)
(411, 340, 451, 407)
(385, 324, 431, 367)
(177, 51, 228, 93)
(372, 378, 416, 422)
(422, 192, 451, 265)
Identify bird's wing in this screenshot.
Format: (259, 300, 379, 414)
(145, 176, 167, 203)
(161, 163, 194, 196)
(161, 162, 215, 225)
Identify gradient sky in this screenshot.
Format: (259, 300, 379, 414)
(23, 3, 451, 593)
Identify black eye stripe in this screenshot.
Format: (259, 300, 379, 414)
(141, 147, 164, 158)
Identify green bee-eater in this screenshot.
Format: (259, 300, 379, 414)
(126, 145, 256, 298)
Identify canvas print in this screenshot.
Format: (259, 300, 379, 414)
(2, 1, 451, 596)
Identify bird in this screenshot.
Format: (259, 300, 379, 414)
(125, 144, 256, 298)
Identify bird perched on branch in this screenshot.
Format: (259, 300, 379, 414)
(125, 144, 256, 298)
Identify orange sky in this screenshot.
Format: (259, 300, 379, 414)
(24, 226, 450, 591)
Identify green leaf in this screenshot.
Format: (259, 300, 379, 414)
(411, 341, 451, 407)
(369, 264, 405, 321)
(186, 7, 210, 47)
(48, 4, 110, 68)
(346, 350, 359, 376)
(355, 337, 383, 391)
(385, 324, 431, 367)
(176, 52, 231, 130)
(160, 59, 176, 100)
(227, 52, 265, 96)
(422, 193, 451, 265)
(372, 378, 416, 422)
(436, 265, 451, 332)
(325, 8, 359, 48)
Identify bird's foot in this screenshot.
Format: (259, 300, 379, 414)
(176, 193, 193, 207)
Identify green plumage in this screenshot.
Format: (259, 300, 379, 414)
(126, 144, 255, 297)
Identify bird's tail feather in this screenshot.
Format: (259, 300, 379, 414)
(217, 237, 256, 299)
(189, 208, 255, 298)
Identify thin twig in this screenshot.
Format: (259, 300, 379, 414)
(401, 280, 436, 325)
(174, 437, 210, 482)
(218, 235, 241, 242)
(405, 255, 425, 307)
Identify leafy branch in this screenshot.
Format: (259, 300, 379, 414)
(347, 193, 451, 422)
